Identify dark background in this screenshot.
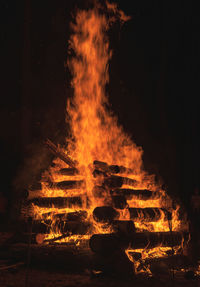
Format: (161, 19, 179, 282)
(0, 0, 199, 216)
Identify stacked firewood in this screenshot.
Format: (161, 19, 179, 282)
(18, 140, 188, 272)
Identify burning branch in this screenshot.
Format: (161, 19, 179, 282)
(44, 139, 77, 169)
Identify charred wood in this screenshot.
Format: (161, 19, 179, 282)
(41, 210, 88, 221)
(89, 232, 189, 254)
(89, 234, 129, 255)
(93, 169, 107, 178)
(128, 231, 189, 249)
(57, 168, 79, 176)
(0, 243, 93, 271)
(103, 175, 137, 189)
(52, 180, 85, 189)
(28, 197, 83, 208)
(28, 182, 42, 191)
(112, 220, 136, 235)
(93, 206, 120, 223)
(129, 208, 171, 222)
(20, 220, 91, 234)
(93, 206, 171, 222)
(93, 160, 133, 174)
(111, 195, 127, 209)
(111, 189, 154, 200)
(45, 139, 77, 168)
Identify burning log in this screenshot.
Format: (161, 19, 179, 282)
(128, 231, 189, 249)
(89, 232, 189, 254)
(129, 207, 171, 222)
(93, 160, 133, 174)
(26, 190, 43, 200)
(45, 139, 77, 168)
(52, 180, 85, 189)
(28, 197, 83, 208)
(29, 182, 42, 191)
(21, 220, 91, 234)
(111, 195, 127, 209)
(112, 220, 136, 235)
(93, 206, 120, 222)
(41, 210, 88, 221)
(93, 206, 171, 222)
(57, 168, 79, 176)
(110, 189, 154, 200)
(89, 234, 129, 255)
(103, 175, 137, 189)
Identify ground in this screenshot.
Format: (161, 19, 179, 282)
(0, 267, 200, 287)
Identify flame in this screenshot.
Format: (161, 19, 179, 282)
(30, 1, 188, 272)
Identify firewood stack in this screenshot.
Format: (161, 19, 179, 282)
(19, 140, 188, 273)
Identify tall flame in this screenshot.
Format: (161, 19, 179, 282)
(30, 1, 188, 266)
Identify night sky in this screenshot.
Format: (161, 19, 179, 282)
(1, 0, 199, 214)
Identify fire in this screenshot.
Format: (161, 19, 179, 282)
(29, 1, 188, 272)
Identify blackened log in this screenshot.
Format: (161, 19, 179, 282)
(111, 189, 153, 200)
(129, 208, 171, 222)
(89, 234, 129, 255)
(0, 243, 93, 271)
(29, 182, 42, 191)
(93, 206, 120, 223)
(128, 232, 189, 249)
(103, 175, 137, 188)
(109, 165, 133, 174)
(20, 220, 90, 234)
(57, 168, 79, 176)
(45, 139, 77, 168)
(112, 220, 136, 235)
(42, 210, 88, 221)
(89, 232, 189, 254)
(27, 190, 42, 200)
(93, 161, 108, 172)
(52, 180, 85, 189)
(29, 197, 82, 208)
(93, 160, 133, 174)
(111, 195, 127, 209)
(93, 206, 171, 223)
(93, 169, 108, 178)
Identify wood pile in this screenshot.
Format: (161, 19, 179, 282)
(15, 139, 188, 274)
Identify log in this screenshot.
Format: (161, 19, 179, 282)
(111, 195, 127, 209)
(27, 190, 42, 200)
(28, 197, 83, 208)
(93, 206, 120, 223)
(89, 234, 129, 255)
(93, 169, 107, 178)
(112, 220, 136, 235)
(28, 182, 42, 191)
(45, 138, 77, 168)
(93, 206, 171, 222)
(128, 232, 189, 249)
(110, 189, 154, 200)
(0, 243, 93, 271)
(93, 160, 133, 174)
(89, 232, 189, 254)
(57, 168, 79, 176)
(52, 180, 85, 190)
(103, 175, 137, 188)
(129, 208, 171, 222)
(20, 220, 91, 234)
(41, 210, 88, 221)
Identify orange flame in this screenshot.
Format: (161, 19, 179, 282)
(31, 1, 188, 268)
